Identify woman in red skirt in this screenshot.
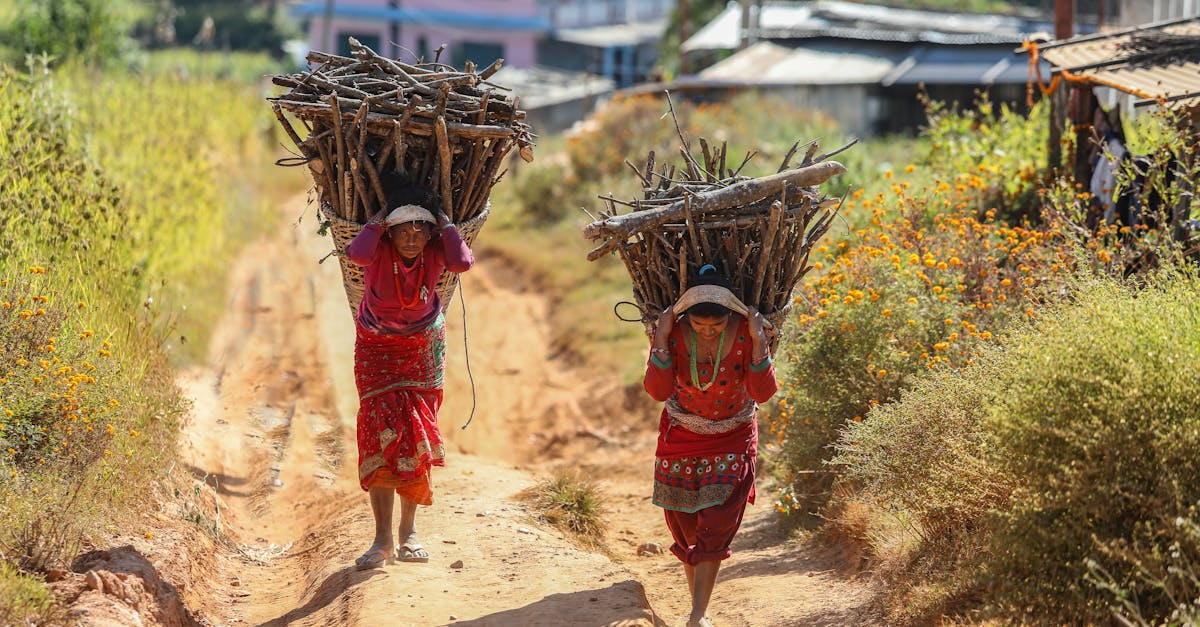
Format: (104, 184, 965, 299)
(344, 187, 474, 569)
(643, 265, 778, 627)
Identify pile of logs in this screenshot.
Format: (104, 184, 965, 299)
(583, 133, 852, 346)
(268, 37, 534, 313)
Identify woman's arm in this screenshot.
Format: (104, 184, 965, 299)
(438, 224, 475, 273)
(745, 310, 778, 402)
(643, 310, 677, 402)
(345, 222, 386, 267)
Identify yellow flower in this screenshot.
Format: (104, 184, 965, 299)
(881, 309, 892, 317)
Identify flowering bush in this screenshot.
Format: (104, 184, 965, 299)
(777, 96, 1200, 622)
(770, 100, 1061, 515)
(0, 55, 288, 616)
(0, 273, 131, 474)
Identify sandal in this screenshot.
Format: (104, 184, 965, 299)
(396, 543, 430, 563)
(354, 546, 393, 571)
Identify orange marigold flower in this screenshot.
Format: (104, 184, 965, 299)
(881, 309, 892, 317)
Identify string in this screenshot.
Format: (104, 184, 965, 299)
(457, 280, 477, 430)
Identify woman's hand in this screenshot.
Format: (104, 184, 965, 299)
(436, 210, 452, 230)
(746, 306, 769, 360)
(652, 308, 674, 347)
(370, 208, 388, 225)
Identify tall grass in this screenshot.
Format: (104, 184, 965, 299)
(0, 57, 300, 620)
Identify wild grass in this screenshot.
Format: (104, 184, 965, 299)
(521, 469, 607, 544)
(0, 57, 302, 617)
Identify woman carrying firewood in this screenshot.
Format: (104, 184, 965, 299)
(344, 186, 474, 570)
(643, 265, 777, 627)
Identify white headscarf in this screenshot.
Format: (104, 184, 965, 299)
(385, 204, 436, 227)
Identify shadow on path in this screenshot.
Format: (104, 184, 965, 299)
(451, 581, 667, 627)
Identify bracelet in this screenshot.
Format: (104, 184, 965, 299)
(651, 347, 670, 357)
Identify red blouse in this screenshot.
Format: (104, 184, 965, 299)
(643, 317, 778, 459)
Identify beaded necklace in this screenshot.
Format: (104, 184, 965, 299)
(392, 251, 426, 308)
(688, 326, 727, 391)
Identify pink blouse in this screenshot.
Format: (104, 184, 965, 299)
(344, 223, 474, 334)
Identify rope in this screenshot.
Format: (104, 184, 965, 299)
(457, 280, 477, 430)
(614, 300, 648, 323)
(1022, 39, 1159, 108)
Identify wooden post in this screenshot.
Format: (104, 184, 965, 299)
(679, 0, 690, 75)
(1048, 0, 1075, 170)
(1054, 0, 1074, 40)
(740, 0, 752, 49)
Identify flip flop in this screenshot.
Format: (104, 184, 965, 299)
(396, 543, 430, 563)
(354, 547, 393, 571)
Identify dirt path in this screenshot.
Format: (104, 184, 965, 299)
(166, 199, 876, 626)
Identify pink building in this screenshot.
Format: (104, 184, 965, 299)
(292, 1, 547, 68)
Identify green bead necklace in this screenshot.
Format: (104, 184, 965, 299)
(689, 326, 727, 391)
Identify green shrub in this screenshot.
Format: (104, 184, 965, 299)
(984, 271, 1200, 622)
(10, 0, 138, 67)
(0, 561, 60, 625)
(836, 269, 1200, 623)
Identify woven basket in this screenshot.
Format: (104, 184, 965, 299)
(320, 201, 490, 318)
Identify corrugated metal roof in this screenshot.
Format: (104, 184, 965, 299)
(290, 2, 550, 32)
(1038, 18, 1200, 103)
(683, 0, 1038, 52)
(552, 20, 666, 48)
(698, 40, 900, 85)
(882, 45, 1048, 85)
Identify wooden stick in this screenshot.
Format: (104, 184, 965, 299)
(330, 94, 348, 220)
(584, 161, 847, 256)
(435, 115, 454, 220)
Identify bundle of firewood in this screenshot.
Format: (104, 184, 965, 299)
(268, 37, 534, 314)
(583, 135, 851, 348)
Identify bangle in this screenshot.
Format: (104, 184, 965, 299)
(442, 222, 456, 231)
(651, 347, 670, 357)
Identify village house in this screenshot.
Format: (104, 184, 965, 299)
(673, 1, 1060, 137)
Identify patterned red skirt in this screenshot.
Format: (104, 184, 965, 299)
(354, 314, 446, 504)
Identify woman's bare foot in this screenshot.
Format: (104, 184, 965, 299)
(685, 616, 713, 627)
